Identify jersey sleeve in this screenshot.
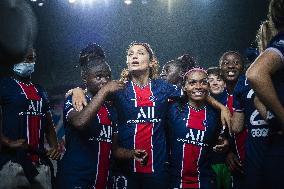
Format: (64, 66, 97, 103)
(266, 34, 284, 64)
(165, 82, 183, 99)
(63, 95, 75, 122)
(233, 80, 244, 112)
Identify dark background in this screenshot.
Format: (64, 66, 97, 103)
(1, 0, 269, 96)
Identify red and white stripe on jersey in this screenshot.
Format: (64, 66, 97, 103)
(94, 105, 112, 189)
(227, 94, 247, 162)
(132, 81, 154, 173)
(234, 130, 247, 162)
(180, 107, 206, 188)
(226, 94, 234, 114)
(17, 81, 42, 162)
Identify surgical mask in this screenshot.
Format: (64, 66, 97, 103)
(13, 62, 35, 77)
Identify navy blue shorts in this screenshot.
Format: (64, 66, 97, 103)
(56, 171, 96, 189)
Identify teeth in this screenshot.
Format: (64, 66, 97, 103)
(228, 71, 235, 76)
(193, 91, 203, 95)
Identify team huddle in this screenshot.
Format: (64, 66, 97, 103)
(1, 0, 284, 189)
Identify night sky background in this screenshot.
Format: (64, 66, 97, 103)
(1, 0, 270, 96)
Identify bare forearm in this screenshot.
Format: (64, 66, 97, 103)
(231, 112, 245, 133)
(112, 134, 134, 160)
(113, 147, 134, 160)
(45, 113, 58, 148)
(45, 128, 58, 148)
(252, 78, 282, 116)
(206, 96, 225, 110)
(1, 135, 11, 146)
(247, 56, 284, 121)
(70, 89, 108, 129)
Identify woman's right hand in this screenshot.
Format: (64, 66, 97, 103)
(100, 80, 125, 94)
(225, 151, 243, 174)
(133, 149, 148, 166)
(72, 87, 87, 111)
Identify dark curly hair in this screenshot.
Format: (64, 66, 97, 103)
(79, 43, 105, 66)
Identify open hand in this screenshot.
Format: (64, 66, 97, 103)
(46, 147, 61, 160)
(101, 80, 125, 94)
(72, 88, 87, 111)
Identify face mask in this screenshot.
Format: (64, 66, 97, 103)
(13, 62, 35, 77)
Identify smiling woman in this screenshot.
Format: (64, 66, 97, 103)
(167, 67, 227, 189)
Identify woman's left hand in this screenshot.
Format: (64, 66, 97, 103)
(213, 136, 229, 153)
(220, 107, 232, 133)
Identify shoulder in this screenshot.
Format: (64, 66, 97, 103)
(168, 97, 188, 113)
(152, 79, 179, 89)
(267, 32, 284, 63)
(33, 83, 47, 93)
(269, 32, 284, 51)
(152, 79, 182, 97)
(34, 83, 49, 99)
(0, 77, 13, 86)
(0, 77, 15, 95)
(234, 74, 248, 93)
(104, 101, 115, 112)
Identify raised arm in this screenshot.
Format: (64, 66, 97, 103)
(68, 81, 124, 130)
(206, 95, 231, 129)
(231, 112, 245, 134)
(246, 50, 284, 129)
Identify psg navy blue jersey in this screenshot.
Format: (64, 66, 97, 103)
(233, 74, 270, 175)
(266, 32, 284, 133)
(113, 79, 181, 174)
(215, 89, 247, 162)
(167, 101, 221, 189)
(57, 95, 117, 188)
(0, 77, 50, 166)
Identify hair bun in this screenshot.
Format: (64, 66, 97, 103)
(177, 54, 196, 70)
(79, 43, 105, 66)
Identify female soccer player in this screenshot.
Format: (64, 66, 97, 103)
(56, 43, 145, 189)
(70, 42, 230, 189)
(246, 0, 284, 188)
(168, 67, 225, 189)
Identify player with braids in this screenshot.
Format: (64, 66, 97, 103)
(57, 43, 145, 188)
(160, 54, 196, 86)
